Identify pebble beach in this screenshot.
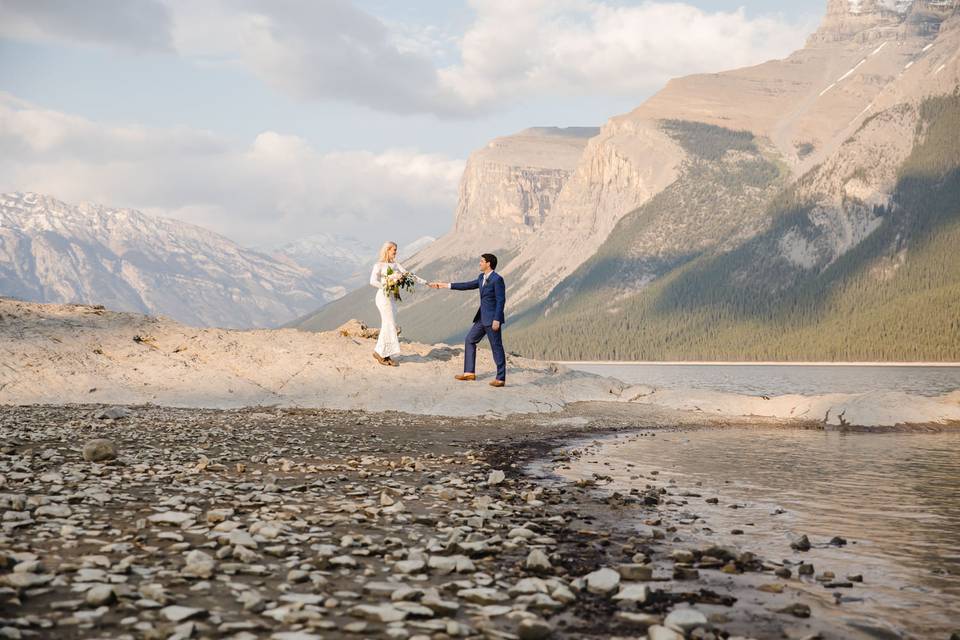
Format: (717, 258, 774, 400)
(0, 403, 919, 640)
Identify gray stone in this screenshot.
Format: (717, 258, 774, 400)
(286, 569, 309, 583)
(518, 617, 553, 640)
(421, 595, 460, 615)
(617, 563, 653, 581)
(330, 554, 358, 568)
(550, 585, 576, 604)
(148, 511, 194, 526)
(487, 470, 506, 485)
(228, 529, 257, 548)
(457, 587, 509, 604)
(584, 567, 620, 594)
(394, 559, 425, 574)
(613, 583, 650, 604)
(2, 573, 53, 589)
(237, 590, 264, 612)
(35, 504, 72, 518)
(648, 625, 684, 640)
(392, 601, 434, 617)
(85, 584, 116, 606)
(161, 605, 207, 622)
(615, 611, 660, 628)
(670, 550, 695, 563)
(664, 608, 708, 633)
(82, 439, 117, 462)
(183, 550, 216, 579)
(349, 604, 407, 623)
(525, 549, 552, 572)
(95, 406, 130, 420)
(510, 578, 549, 596)
(279, 593, 325, 605)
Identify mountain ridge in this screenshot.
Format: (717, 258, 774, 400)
(0, 192, 341, 328)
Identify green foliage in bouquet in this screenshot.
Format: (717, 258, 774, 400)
(384, 266, 417, 301)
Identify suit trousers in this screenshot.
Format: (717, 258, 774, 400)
(463, 321, 506, 381)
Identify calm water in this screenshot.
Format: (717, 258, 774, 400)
(566, 363, 960, 397)
(560, 428, 960, 639)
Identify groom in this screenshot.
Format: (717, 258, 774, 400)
(430, 254, 506, 387)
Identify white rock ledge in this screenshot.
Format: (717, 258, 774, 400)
(627, 388, 960, 428)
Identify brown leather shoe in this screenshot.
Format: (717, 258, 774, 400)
(454, 373, 476, 381)
(489, 380, 505, 387)
(385, 357, 399, 367)
(373, 352, 388, 365)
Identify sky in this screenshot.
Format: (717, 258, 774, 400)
(0, 0, 822, 249)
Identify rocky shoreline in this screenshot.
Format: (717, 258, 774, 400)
(0, 404, 948, 640)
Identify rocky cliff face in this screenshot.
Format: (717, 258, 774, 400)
(503, 4, 960, 361)
(809, 1, 958, 42)
(809, 0, 914, 43)
(498, 0, 960, 309)
(453, 128, 596, 242)
(0, 193, 339, 328)
(502, 118, 685, 305)
(408, 127, 597, 270)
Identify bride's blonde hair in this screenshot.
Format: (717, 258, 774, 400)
(377, 241, 398, 263)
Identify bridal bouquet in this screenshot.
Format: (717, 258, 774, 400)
(383, 267, 417, 301)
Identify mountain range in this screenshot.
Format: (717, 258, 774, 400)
(300, 0, 960, 362)
(0, 193, 434, 328)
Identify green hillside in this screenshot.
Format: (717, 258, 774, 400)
(509, 92, 960, 361)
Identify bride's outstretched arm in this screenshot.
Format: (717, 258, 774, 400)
(397, 262, 428, 284)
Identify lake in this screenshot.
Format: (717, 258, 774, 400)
(557, 427, 960, 638)
(565, 362, 960, 397)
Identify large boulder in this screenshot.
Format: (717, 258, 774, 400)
(336, 319, 379, 339)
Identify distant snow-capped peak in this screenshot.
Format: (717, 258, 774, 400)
(0, 192, 340, 328)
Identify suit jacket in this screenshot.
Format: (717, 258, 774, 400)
(451, 271, 506, 326)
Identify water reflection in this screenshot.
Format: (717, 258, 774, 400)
(562, 428, 960, 638)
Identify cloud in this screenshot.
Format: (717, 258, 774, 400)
(440, 0, 814, 108)
(0, 0, 173, 51)
(165, 0, 460, 114)
(0, 94, 464, 247)
(1, 0, 814, 117)
(167, 0, 811, 115)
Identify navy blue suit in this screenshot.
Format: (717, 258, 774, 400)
(451, 271, 506, 381)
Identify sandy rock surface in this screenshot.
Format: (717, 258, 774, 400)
(0, 299, 629, 416)
(2, 298, 957, 428)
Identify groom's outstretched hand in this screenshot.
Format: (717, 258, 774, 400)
(428, 282, 449, 289)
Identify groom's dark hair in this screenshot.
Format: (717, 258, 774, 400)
(481, 253, 498, 270)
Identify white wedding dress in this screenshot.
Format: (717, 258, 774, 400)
(369, 261, 424, 359)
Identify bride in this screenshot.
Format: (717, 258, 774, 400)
(370, 241, 426, 367)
